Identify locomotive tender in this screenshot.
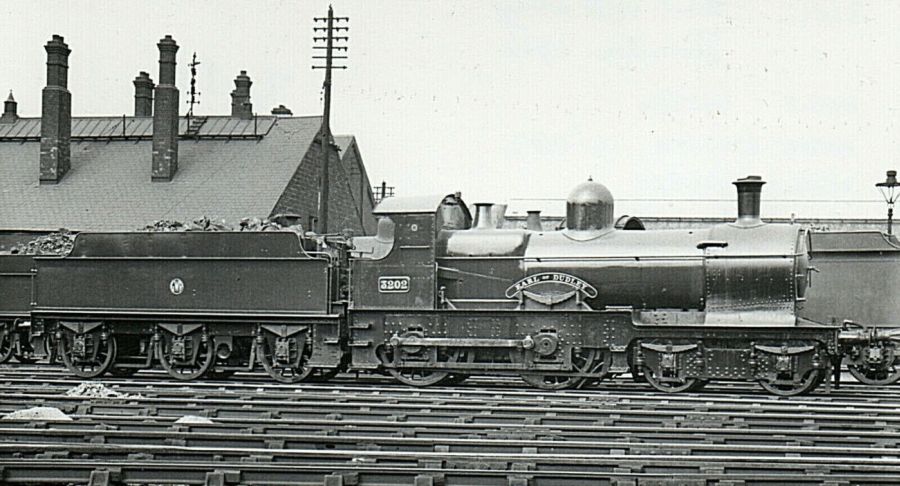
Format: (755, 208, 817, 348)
(4, 176, 840, 395)
(803, 230, 900, 385)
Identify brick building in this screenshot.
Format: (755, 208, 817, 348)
(0, 35, 377, 234)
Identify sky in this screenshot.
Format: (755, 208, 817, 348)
(1, 1, 897, 218)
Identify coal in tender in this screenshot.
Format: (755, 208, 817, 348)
(139, 219, 186, 232)
(139, 217, 233, 232)
(9, 230, 76, 256)
(240, 215, 303, 234)
(186, 216, 232, 231)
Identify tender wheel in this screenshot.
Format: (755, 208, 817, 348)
(757, 368, 824, 396)
(512, 348, 605, 390)
(58, 328, 117, 378)
(0, 324, 13, 364)
(257, 331, 312, 383)
(156, 329, 214, 381)
(10, 332, 38, 364)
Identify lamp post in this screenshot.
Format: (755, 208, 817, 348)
(876, 170, 899, 235)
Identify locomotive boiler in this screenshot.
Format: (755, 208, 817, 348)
(438, 177, 809, 324)
(348, 176, 838, 395)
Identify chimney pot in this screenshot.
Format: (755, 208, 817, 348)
(271, 104, 293, 116)
(43, 36, 71, 88)
(39, 34, 72, 184)
(133, 71, 154, 117)
(231, 70, 253, 119)
(152, 35, 179, 181)
(155, 35, 179, 85)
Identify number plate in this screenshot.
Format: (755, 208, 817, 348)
(378, 276, 410, 293)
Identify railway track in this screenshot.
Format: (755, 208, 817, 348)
(1, 364, 899, 485)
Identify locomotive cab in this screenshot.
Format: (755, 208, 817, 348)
(349, 194, 471, 310)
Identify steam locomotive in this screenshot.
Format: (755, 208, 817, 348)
(0, 176, 843, 395)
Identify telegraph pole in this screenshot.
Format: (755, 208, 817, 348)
(186, 53, 201, 118)
(312, 6, 348, 233)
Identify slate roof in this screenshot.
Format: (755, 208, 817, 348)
(0, 115, 322, 231)
(0, 115, 277, 140)
(334, 135, 354, 161)
(334, 136, 375, 197)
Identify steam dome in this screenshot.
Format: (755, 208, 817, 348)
(566, 179, 615, 231)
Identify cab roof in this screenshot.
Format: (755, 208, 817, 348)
(373, 194, 461, 215)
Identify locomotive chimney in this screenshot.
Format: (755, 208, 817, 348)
(526, 210, 542, 231)
(733, 175, 766, 227)
(473, 203, 494, 230)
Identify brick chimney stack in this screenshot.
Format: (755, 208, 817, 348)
(230, 70, 252, 119)
(0, 91, 17, 123)
(39, 35, 72, 184)
(152, 35, 179, 182)
(133, 71, 154, 117)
